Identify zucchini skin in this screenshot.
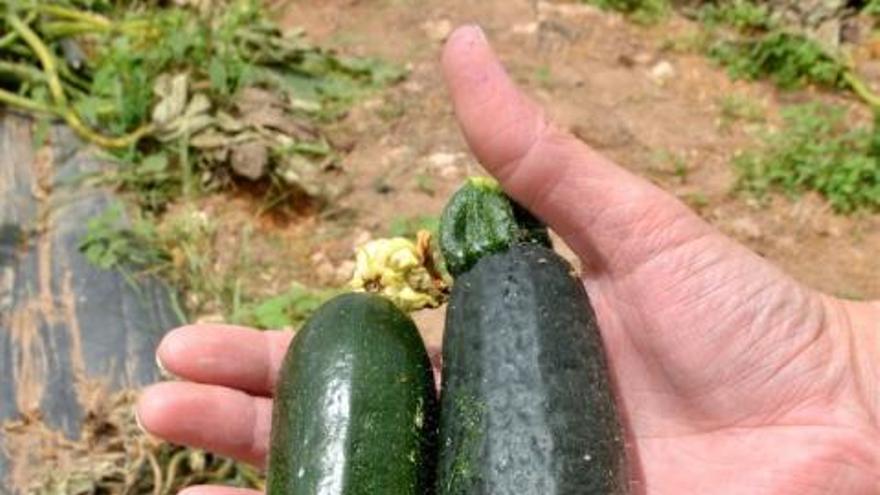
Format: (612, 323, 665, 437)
(267, 292, 438, 495)
(438, 244, 629, 495)
(439, 178, 550, 277)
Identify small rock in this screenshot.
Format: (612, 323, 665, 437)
(352, 230, 372, 250)
(403, 80, 423, 93)
(422, 19, 452, 42)
(315, 262, 336, 284)
(230, 141, 268, 181)
(729, 217, 763, 240)
(634, 52, 654, 65)
(512, 22, 539, 35)
(311, 251, 336, 283)
(648, 60, 676, 85)
(428, 152, 457, 167)
(335, 260, 356, 283)
(426, 151, 465, 169)
(439, 165, 460, 179)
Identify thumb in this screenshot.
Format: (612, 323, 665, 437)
(441, 25, 709, 274)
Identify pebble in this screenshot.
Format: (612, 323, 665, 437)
(422, 19, 453, 42)
(649, 60, 676, 85)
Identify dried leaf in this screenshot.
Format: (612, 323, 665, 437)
(151, 73, 190, 125)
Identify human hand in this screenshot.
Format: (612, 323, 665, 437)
(136, 25, 880, 494)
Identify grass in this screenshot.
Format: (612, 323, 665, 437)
(736, 103, 880, 213)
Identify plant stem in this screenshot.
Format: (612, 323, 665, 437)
(8, 12, 68, 106)
(0, 87, 56, 114)
(6, 11, 153, 148)
(843, 71, 880, 109)
(0, 60, 46, 84)
(33, 4, 112, 29)
(63, 111, 154, 149)
(0, 11, 36, 49)
(39, 20, 112, 38)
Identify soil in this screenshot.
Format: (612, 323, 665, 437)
(171, 0, 878, 342)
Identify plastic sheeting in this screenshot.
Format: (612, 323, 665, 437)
(0, 114, 182, 492)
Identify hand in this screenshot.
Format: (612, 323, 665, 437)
(136, 26, 880, 494)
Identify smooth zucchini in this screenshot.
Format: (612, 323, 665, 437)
(267, 292, 438, 495)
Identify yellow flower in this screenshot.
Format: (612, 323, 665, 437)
(350, 231, 448, 312)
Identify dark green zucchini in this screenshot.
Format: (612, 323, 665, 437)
(267, 292, 438, 495)
(437, 180, 629, 494)
(438, 177, 550, 277)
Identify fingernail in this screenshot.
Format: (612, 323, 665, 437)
(155, 332, 180, 380)
(468, 24, 487, 42)
(133, 401, 148, 435)
(451, 24, 486, 46)
(156, 351, 172, 378)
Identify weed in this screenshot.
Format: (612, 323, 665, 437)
(78, 204, 170, 272)
(736, 103, 880, 212)
(698, 0, 776, 32)
(717, 93, 765, 131)
(650, 150, 690, 183)
(707, 31, 847, 90)
(534, 65, 553, 89)
(584, 0, 670, 24)
(2, 0, 406, 212)
(232, 284, 341, 330)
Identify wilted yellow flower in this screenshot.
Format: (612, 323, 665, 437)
(350, 231, 448, 312)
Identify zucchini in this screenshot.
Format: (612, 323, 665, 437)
(267, 292, 438, 495)
(437, 184, 629, 494)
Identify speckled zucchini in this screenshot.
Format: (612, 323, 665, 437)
(437, 181, 629, 494)
(267, 292, 438, 495)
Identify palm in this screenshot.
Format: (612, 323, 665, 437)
(136, 26, 879, 495)
(591, 238, 875, 493)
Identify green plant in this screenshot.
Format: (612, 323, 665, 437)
(698, 0, 776, 32)
(707, 30, 847, 90)
(232, 284, 341, 330)
(584, 0, 670, 24)
(1, 0, 406, 212)
(736, 103, 880, 212)
(388, 214, 440, 238)
(718, 93, 765, 131)
(864, 0, 880, 16)
(78, 204, 170, 272)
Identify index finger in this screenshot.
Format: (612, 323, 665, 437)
(157, 324, 294, 397)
